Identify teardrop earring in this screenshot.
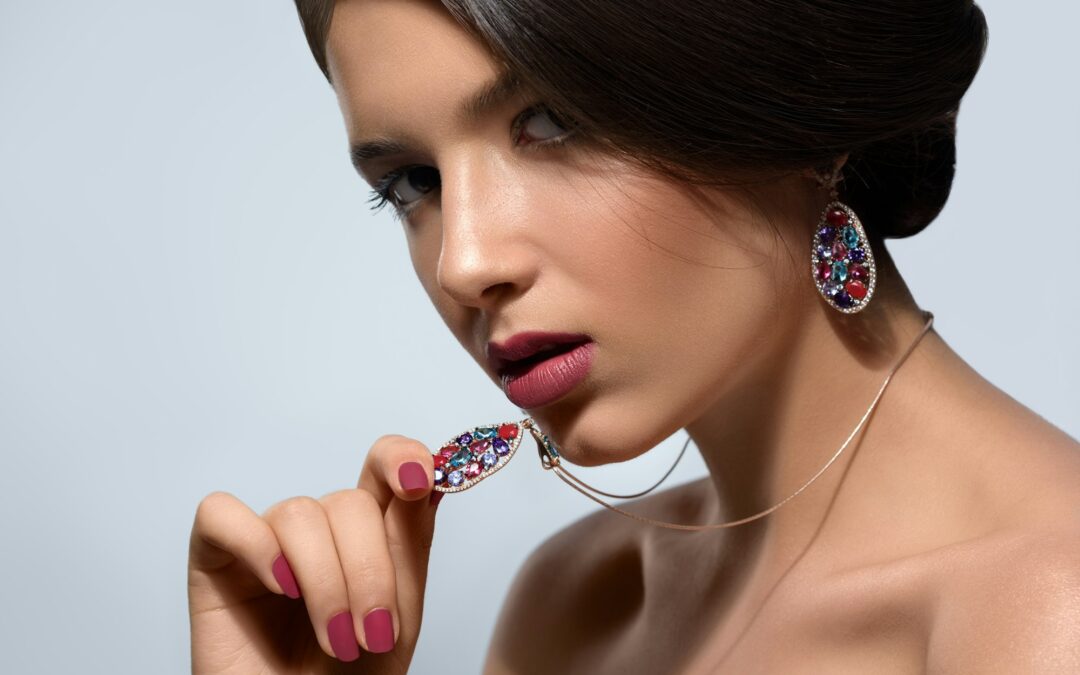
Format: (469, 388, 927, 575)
(811, 201, 877, 313)
(809, 166, 877, 314)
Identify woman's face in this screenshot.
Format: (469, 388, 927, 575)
(326, 0, 821, 464)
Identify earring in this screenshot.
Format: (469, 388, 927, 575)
(811, 200, 877, 313)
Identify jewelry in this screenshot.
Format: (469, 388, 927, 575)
(811, 200, 878, 314)
(430, 312, 932, 531)
(809, 165, 877, 314)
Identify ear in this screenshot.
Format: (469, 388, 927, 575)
(802, 153, 851, 191)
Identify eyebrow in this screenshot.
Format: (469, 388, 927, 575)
(349, 69, 524, 172)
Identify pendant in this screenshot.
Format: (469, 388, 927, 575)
(430, 418, 562, 493)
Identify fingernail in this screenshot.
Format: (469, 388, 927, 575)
(363, 608, 395, 653)
(271, 553, 301, 599)
(398, 461, 428, 492)
(429, 490, 443, 507)
(327, 611, 360, 662)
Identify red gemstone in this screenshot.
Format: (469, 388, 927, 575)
(849, 264, 867, 282)
(432, 454, 446, 469)
(845, 280, 867, 300)
(826, 209, 848, 227)
(815, 261, 831, 282)
(831, 241, 847, 260)
(439, 444, 459, 459)
(464, 461, 482, 478)
(469, 439, 492, 455)
(497, 423, 519, 441)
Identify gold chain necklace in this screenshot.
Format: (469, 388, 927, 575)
(431, 311, 933, 531)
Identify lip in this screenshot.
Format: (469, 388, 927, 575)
(499, 341, 595, 408)
(486, 331, 593, 376)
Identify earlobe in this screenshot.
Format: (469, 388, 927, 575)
(806, 152, 851, 191)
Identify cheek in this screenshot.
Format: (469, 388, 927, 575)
(574, 176, 790, 354)
(551, 177, 803, 462)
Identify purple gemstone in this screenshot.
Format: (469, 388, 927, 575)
(816, 244, 831, 260)
(456, 433, 473, 446)
(817, 225, 836, 243)
(848, 248, 865, 262)
(434, 467, 445, 483)
(835, 291, 854, 308)
(492, 437, 510, 455)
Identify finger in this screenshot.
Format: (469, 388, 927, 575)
(321, 488, 400, 654)
(188, 491, 297, 609)
(262, 496, 359, 663)
(358, 434, 436, 510)
(383, 485, 442, 650)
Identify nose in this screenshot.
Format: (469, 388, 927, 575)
(435, 154, 537, 310)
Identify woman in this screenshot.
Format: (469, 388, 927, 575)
(188, 0, 1080, 672)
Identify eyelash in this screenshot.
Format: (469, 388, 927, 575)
(365, 103, 578, 222)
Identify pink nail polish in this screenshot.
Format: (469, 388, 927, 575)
(271, 553, 301, 599)
(398, 461, 428, 492)
(363, 608, 395, 653)
(327, 611, 360, 662)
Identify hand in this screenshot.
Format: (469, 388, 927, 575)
(188, 435, 443, 674)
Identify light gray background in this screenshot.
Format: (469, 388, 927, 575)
(0, 1, 1076, 673)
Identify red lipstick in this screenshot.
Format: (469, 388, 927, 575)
(487, 332, 594, 408)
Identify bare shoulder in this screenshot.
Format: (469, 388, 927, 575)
(481, 479, 705, 674)
(922, 410, 1080, 671)
(925, 520, 1080, 673)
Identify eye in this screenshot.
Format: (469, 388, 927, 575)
(367, 165, 439, 216)
(514, 104, 576, 146)
(366, 103, 578, 219)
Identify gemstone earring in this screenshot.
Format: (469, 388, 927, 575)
(810, 200, 877, 313)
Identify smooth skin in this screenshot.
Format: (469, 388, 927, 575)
(188, 0, 1080, 672)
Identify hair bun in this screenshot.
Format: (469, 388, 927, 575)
(841, 4, 989, 239)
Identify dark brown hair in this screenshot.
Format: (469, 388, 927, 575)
(293, 0, 988, 239)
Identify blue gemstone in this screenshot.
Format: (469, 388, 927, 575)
(449, 448, 472, 468)
(448, 470, 464, 487)
(481, 451, 497, 468)
(842, 225, 859, 249)
(816, 244, 831, 260)
(835, 291, 854, 308)
(848, 248, 864, 262)
(817, 225, 836, 243)
(830, 261, 847, 283)
(473, 426, 497, 439)
(434, 467, 445, 483)
(492, 438, 510, 455)
(542, 434, 561, 458)
(456, 433, 473, 446)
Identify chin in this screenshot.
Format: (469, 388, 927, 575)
(529, 396, 670, 468)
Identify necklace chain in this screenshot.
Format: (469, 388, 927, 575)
(523, 311, 934, 531)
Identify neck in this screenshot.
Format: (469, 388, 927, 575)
(683, 252, 936, 564)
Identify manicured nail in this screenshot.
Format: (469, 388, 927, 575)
(398, 461, 428, 492)
(363, 608, 395, 653)
(429, 490, 443, 507)
(271, 553, 301, 599)
(327, 611, 360, 662)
